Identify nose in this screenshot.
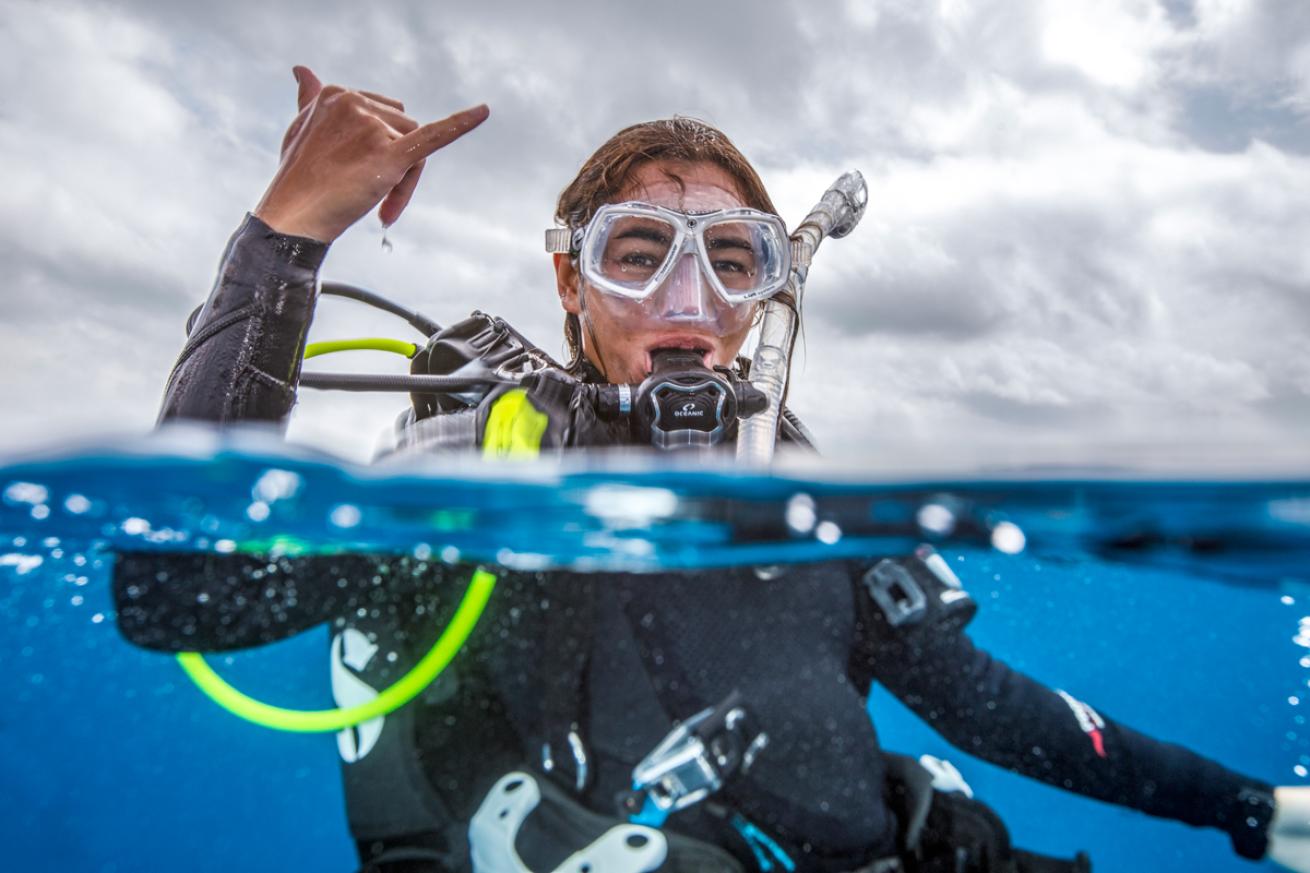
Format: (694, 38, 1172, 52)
(656, 254, 712, 321)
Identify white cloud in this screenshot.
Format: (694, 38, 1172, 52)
(1, 0, 1307, 470)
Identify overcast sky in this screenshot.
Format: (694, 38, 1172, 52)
(1, 0, 1308, 470)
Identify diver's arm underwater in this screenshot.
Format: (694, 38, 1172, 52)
(113, 551, 443, 652)
(848, 550, 1276, 861)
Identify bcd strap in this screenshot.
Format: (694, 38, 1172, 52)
(860, 545, 976, 635)
(539, 574, 597, 796)
(469, 771, 746, 873)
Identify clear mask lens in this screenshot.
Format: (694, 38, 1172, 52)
(580, 203, 790, 307)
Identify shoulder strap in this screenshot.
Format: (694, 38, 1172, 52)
(538, 573, 598, 795)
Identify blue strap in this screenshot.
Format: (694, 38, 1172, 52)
(629, 793, 670, 828)
(732, 815, 796, 872)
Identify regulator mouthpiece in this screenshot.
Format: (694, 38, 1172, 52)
(622, 349, 767, 450)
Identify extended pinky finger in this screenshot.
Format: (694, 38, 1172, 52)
(378, 159, 426, 228)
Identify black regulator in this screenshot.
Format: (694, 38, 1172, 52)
(592, 349, 769, 449)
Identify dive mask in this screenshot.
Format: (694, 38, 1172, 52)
(546, 202, 792, 334)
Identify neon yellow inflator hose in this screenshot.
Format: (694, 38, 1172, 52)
(176, 569, 496, 733)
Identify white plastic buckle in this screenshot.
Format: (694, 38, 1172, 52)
(469, 772, 668, 873)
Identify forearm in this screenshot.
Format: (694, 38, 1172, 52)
(876, 632, 1275, 859)
(112, 551, 433, 652)
(159, 213, 327, 426)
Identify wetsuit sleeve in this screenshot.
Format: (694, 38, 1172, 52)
(115, 216, 340, 652)
(113, 551, 439, 652)
(158, 213, 327, 425)
(851, 619, 1277, 861)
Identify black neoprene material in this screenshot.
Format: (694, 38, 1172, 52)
(116, 216, 1277, 868)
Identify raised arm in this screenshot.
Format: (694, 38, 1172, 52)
(119, 68, 490, 651)
(160, 66, 487, 427)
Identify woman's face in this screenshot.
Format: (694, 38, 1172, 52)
(554, 161, 760, 384)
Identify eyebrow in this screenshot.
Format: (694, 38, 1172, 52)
(707, 234, 753, 253)
(614, 226, 673, 245)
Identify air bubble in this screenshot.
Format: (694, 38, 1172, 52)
(330, 504, 362, 529)
(4, 482, 48, 505)
(917, 503, 955, 536)
(990, 522, 1026, 554)
(64, 494, 92, 514)
(785, 493, 816, 534)
(122, 517, 151, 535)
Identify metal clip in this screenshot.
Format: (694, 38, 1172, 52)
(625, 691, 765, 827)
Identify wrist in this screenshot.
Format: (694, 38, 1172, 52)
(252, 202, 338, 245)
(239, 213, 331, 276)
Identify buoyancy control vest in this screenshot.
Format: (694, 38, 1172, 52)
(337, 312, 1092, 873)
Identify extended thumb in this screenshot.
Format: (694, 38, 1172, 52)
(293, 65, 322, 109)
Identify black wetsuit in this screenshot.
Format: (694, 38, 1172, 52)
(114, 215, 1276, 871)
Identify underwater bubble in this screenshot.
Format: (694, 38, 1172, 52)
(495, 549, 553, 571)
(246, 501, 271, 522)
(991, 522, 1027, 555)
(4, 481, 48, 505)
(91, 613, 104, 624)
(121, 517, 151, 535)
(30, 505, 50, 520)
(785, 493, 817, 534)
(63, 494, 92, 514)
(1296, 765, 1308, 778)
(252, 468, 302, 503)
(1292, 696, 1302, 706)
(330, 504, 362, 529)
(440, 546, 460, 564)
(214, 539, 237, 554)
(584, 485, 677, 529)
(413, 543, 433, 560)
(0, 553, 43, 575)
(917, 502, 956, 536)
(815, 521, 842, 545)
(1284, 596, 1297, 606)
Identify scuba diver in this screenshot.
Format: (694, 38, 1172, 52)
(113, 66, 1310, 872)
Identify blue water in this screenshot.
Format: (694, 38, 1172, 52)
(1, 432, 1307, 872)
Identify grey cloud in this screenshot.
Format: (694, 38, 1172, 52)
(4, 0, 1310, 466)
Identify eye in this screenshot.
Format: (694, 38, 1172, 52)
(713, 258, 750, 274)
(621, 252, 661, 269)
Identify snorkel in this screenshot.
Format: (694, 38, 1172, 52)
(736, 171, 868, 465)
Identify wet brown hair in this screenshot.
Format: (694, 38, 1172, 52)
(555, 117, 779, 228)
(554, 118, 786, 367)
